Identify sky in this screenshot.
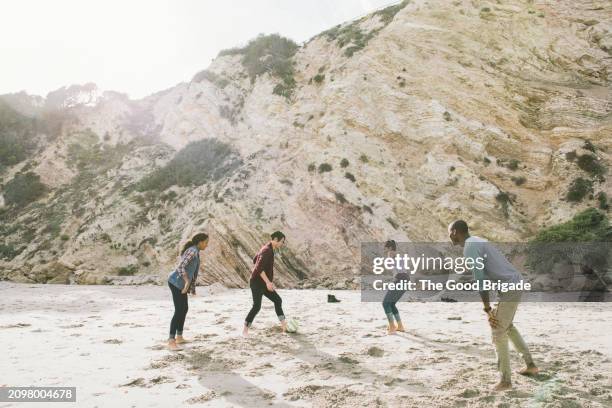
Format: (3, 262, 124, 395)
(0, 0, 399, 99)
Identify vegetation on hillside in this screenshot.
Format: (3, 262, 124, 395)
(218, 34, 299, 99)
(0, 100, 37, 169)
(137, 138, 242, 191)
(67, 130, 127, 170)
(527, 208, 611, 276)
(531, 208, 610, 243)
(191, 70, 230, 88)
(320, 1, 408, 57)
(3, 171, 47, 207)
(566, 177, 593, 202)
(564, 140, 607, 203)
(212, 2, 409, 97)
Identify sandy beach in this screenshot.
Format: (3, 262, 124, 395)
(0, 282, 611, 408)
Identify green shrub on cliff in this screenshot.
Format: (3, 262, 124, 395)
(137, 139, 241, 192)
(527, 208, 611, 275)
(531, 208, 610, 243)
(0, 100, 37, 168)
(218, 34, 299, 99)
(4, 171, 47, 206)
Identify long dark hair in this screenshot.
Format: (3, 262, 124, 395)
(181, 233, 209, 256)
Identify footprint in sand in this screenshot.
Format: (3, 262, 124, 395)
(529, 372, 554, 382)
(120, 378, 146, 387)
(150, 376, 174, 385)
(506, 389, 532, 399)
(119, 376, 173, 388)
(366, 347, 384, 357)
(60, 324, 84, 329)
(149, 353, 185, 369)
(338, 355, 359, 365)
(0, 323, 31, 329)
(184, 391, 217, 404)
(193, 333, 218, 341)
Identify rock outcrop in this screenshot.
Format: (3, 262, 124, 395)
(0, 0, 610, 287)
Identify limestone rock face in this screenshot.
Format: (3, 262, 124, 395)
(29, 261, 74, 284)
(0, 0, 610, 287)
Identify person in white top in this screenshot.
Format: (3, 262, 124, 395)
(449, 220, 538, 391)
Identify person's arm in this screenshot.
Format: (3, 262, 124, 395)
(479, 291, 491, 312)
(259, 270, 274, 291)
(189, 253, 200, 295)
(181, 279, 191, 295)
(465, 243, 497, 326)
(177, 249, 196, 294)
(254, 248, 275, 291)
(190, 269, 198, 295)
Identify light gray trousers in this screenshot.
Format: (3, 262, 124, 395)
(491, 291, 534, 383)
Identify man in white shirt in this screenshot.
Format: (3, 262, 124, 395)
(449, 220, 538, 391)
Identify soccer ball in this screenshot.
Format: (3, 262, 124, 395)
(285, 318, 299, 333)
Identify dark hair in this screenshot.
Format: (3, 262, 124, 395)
(451, 220, 469, 234)
(181, 233, 209, 256)
(271, 231, 285, 242)
(384, 240, 397, 251)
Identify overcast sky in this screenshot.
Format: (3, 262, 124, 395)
(1, 0, 398, 99)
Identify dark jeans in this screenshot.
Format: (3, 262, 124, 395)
(245, 278, 284, 326)
(382, 290, 406, 314)
(382, 273, 409, 322)
(169, 281, 188, 339)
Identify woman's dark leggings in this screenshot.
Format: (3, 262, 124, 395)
(245, 278, 285, 326)
(169, 281, 188, 339)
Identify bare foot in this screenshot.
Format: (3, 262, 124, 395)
(281, 320, 287, 333)
(175, 336, 190, 344)
(493, 381, 512, 391)
(167, 339, 183, 351)
(396, 322, 406, 332)
(242, 326, 249, 337)
(519, 365, 539, 376)
(387, 323, 397, 335)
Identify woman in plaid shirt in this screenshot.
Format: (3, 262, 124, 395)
(167, 233, 208, 350)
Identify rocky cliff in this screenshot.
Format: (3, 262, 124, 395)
(0, 0, 610, 287)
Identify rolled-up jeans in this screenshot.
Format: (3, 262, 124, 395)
(492, 290, 534, 383)
(382, 273, 410, 323)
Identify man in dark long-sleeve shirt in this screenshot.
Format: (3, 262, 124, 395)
(250, 242, 275, 282)
(243, 231, 286, 336)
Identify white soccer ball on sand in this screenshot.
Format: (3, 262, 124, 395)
(285, 318, 299, 333)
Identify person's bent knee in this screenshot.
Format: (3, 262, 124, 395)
(492, 330, 509, 344)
